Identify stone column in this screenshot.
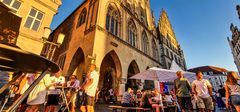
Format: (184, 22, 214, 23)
(139, 79, 144, 90)
(119, 77, 127, 95)
(154, 81, 160, 91)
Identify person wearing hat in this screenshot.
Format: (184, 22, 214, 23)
(67, 75, 80, 90)
(67, 75, 80, 111)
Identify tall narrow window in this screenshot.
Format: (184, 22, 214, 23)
(24, 8, 44, 31)
(110, 16, 115, 33)
(106, 14, 110, 30)
(77, 8, 87, 27)
(142, 32, 149, 54)
(2, 0, 22, 13)
(128, 20, 137, 47)
(58, 54, 66, 70)
(140, 7, 147, 26)
(152, 39, 159, 60)
(115, 17, 118, 35)
(174, 55, 177, 61)
(166, 48, 169, 57)
(106, 5, 120, 36)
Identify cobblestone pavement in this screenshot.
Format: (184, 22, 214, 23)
(95, 103, 113, 112)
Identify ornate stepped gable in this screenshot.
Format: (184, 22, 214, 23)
(159, 9, 178, 49)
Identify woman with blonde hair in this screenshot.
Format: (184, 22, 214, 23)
(225, 71, 240, 112)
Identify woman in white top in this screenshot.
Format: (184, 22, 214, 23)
(225, 71, 240, 112)
(26, 73, 51, 112)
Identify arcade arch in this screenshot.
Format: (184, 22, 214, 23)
(67, 48, 85, 80)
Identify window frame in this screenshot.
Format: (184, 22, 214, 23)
(142, 32, 149, 54)
(152, 39, 159, 60)
(77, 8, 87, 28)
(2, 0, 22, 13)
(128, 20, 137, 47)
(58, 53, 66, 70)
(24, 7, 44, 32)
(106, 5, 120, 37)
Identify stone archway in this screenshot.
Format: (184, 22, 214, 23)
(126, 60, 140, 91)
(67, 48, 85, 81)
(99, 50, 122, 102)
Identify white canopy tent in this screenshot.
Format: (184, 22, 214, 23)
(129, 67, 196, 82)
(170, 61, 197, 82)
(170, 60, 183, 71)
(129, 61, 195, 106)
(129, 61, 196, 82)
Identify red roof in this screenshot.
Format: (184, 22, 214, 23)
(188, 66, 228, 74)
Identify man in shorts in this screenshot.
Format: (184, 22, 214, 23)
(174, 71, 193, 112)
(192, 71, 214, 112)
(80, 64, 99, 112)
(45, 71, 65, 112)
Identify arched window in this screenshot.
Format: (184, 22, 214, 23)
(142, 32, 149, 54)
(77, 8, 87, 27)
(106, 5, 120, 36)
(140, 7, 147, 26)
(126, 2, 131, 11)
(128, 20, 137, 47)
(152, 39, 159, 60)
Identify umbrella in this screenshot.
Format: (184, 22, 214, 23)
(129, 67, 196, 82)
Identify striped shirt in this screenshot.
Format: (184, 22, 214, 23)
(121, 92, 132, 104)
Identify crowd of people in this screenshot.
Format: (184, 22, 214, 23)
(1, 67, 240, 112)
(5, 63, 99, 112)
(120, 71, 240, 112)
(121, 87, 176, 112)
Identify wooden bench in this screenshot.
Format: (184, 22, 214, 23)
(165, 105, 178, 112)
(109, 105, 151, 112)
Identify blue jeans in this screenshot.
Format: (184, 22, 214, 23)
(231, 95, 240, 106)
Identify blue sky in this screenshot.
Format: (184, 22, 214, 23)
(51, 0, 239, 71)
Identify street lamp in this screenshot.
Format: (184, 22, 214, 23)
(42, 27, 65, 60)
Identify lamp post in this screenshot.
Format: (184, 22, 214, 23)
(42, 27, 65, 60)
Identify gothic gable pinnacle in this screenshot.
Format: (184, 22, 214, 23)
(158, 9, 176, 40)
(158, 9, 180, 49)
